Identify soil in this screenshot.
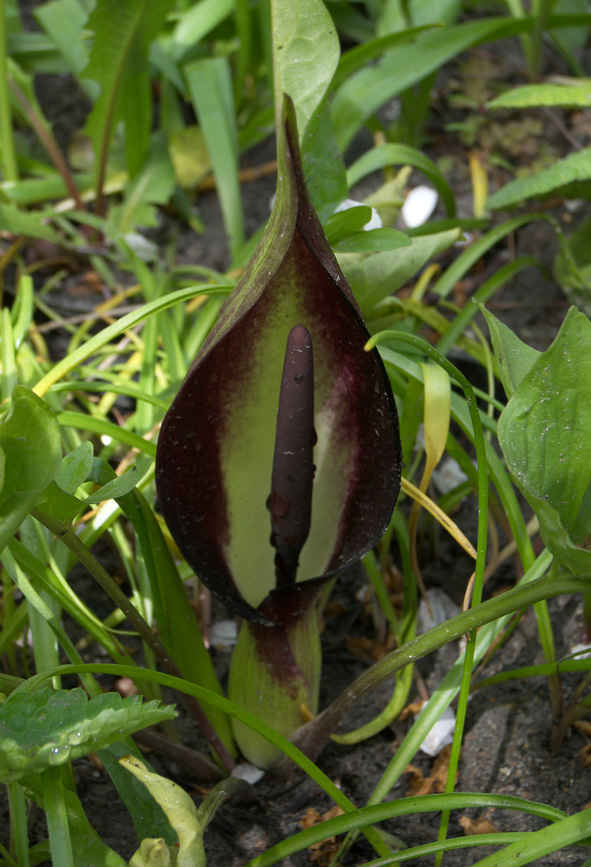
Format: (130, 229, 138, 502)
(3, 15, 591, 867)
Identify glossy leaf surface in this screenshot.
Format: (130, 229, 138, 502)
(156, 100, 401, 625)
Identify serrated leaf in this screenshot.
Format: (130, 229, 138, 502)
(487, 148, 591, 210)
(0, 386, 62, 518)
(488, 81, 591, 109)
(0, 688, 176, 783)
(82, 0, 175, 178)
(84, 456, 152, 504)
(479, 304, 542, 399)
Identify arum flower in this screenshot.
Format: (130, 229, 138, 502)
(156, 99, 401, 768)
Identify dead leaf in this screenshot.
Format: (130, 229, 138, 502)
(399, 700, 425, 721)
(580, 743, 591, 768)
(300, 805, 346, 866)
(459, 815, 498, 835)
(345, 635, 390, 661)
(404, 745, 455, 796)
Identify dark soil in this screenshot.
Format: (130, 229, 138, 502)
(3, 18, 591, 867)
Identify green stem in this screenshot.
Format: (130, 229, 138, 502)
(287, 571, 589, 764)
(41, 767, 74, 867)
(31, 507, 235, 773)
(0, 0, 18, 181)
(9, 79, 86, 211)
(7, 783, 28, 867)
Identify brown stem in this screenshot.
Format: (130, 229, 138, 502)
(9, 77, 87, 213)
(31, 507, 235, 773)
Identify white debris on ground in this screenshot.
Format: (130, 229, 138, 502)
(401, 185, 438, 228)
(416, 588, 460, 634)
(415, 703, 457, 756)
(231, 762, 266, 784)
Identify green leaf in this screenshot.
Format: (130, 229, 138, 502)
(183, 57, 243, 257)
(34, 0, 95, 86)
(332, 227, 412, 253)
(99, 742, 176, 849)
(346, 143, 456, 218)
(56, 442, 94, 494)
(554, 217, 591, 315)
(0, 386, 62, 518)
(36, 481, 84, 526)
(84, 456, 152, 504)
(487, 148, 591, 210)
(172, 0, 234, 60)
(343, 229, 460, 313)
(122, 755, 205, 867)
(0, 202, 61, 243)
(302, 108, 347, 222)
(325, 205, 375, 240)
(479, 305, 542, 399)
(498, 308, 591, 544)
(331, 17, 537, 151)
(82, 0, 175, 180)
(0, 688, 176, 783)
(488, 81, 591, 109)
(271, 0, 340, 143)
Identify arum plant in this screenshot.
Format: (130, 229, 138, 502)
(156, 98, 401, 769)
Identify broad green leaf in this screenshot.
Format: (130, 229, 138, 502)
(84, 457, 152, 504)
(184, 57, 243, 257)
(0, 688, 176, 783)
(487, 148, 591, 210)
(302, 108, 347, 222)
(325, 205, 375, 242)
(34, 0, 96, 94)
(332, 228, 411, 254)
(83, 0, 175, 180)
(554, 217, 591, 316)
(498, 308, 591, 541)
(99, 742, 176, 849)
(0, 386, 62, 518)
(56, 442, 94, 494)
(342, 228, 460, 313)
(271, 0, 340, 142)
(122, 756, 205, 867)
(479, 305, 542, 399)
(36, 481, 84, 526)
(488, 81, 591, 109)
(0, 202, 62, 243)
